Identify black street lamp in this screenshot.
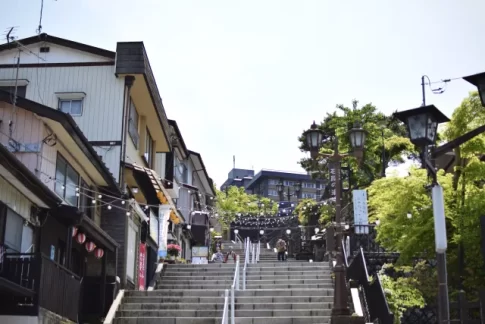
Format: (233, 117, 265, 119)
(277, 181, 302, 201)
(394, 105, 450, 324)
(304, 121, 367, 322)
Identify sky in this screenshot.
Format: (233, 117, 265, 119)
(1, 0, 484, 187)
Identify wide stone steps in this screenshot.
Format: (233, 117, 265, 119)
(232, 260, 334, 324)
(113, 245, 335, 324)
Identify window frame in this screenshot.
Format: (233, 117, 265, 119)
(128, 98, 140, 149)
(58, 98, 84, 116)
(79, 179, 94, 219)
(144, 127, 154, 167)
(55, 153, 80, 206)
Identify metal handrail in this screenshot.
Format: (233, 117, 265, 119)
(256, 241, 260, 262)
(251, 243, 256, 264)
(230, 255, 240, 324)
(236, 233, 244, 248)
(221, 289, 229, 324)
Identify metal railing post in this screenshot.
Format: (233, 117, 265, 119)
(222, 289, 229, 324)
(252, 244, 256, 264)
(243, 265, 246, 290)
(236, 255, 240, 291)
(231, 286, 235, 324)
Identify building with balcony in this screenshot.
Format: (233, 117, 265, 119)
(0, 91, 120, 323)
(164, 120, 216, 262)
(0, 33, 185, 293)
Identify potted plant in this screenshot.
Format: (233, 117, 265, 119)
(167, 244, 181, 260)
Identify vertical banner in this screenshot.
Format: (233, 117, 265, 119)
(353, 190, 369, 234)
(158, 206, 171, 258)
(138, 243, 147, 290)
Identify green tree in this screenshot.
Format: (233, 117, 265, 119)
(368, 91, 485, 298)
(298, 100, 414, 188)
(295, 199, 333, 226)
(215, 186, 278, 229)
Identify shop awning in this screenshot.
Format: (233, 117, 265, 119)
(123, 163, 184, 224)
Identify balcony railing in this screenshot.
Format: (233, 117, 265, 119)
(0, 253, 81, 322)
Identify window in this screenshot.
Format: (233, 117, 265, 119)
(126, 219, 137, 282)
(4, 208, 32, 253)
(0, 86, 26, 98)
(303, 182, 316, 189)
(284, 181, 295, 186)
(268, 189, 278, 196)
(128, 98, 139, 148)
(59, 99, 83, 116)
(55, 154, 80, 206)
(144, 128, 153, 167)
(268, 179, 279, 186)
(302, 193, 317, 199)
(79, 180, 94, 219)
(174, 158, 188, 184)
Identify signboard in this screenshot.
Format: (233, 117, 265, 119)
(158, 206, 171, 258)
(353, 190, 369, 234)
(192, 246, 209, 257)
(328, 164, 337, 198)
(149, 210, 159, 243)
(138, 243, 147, 290)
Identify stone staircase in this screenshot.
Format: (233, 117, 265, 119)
(111, 241, 334, 324)
(113, 264, 235, 323)
(233, 243, 333, 324)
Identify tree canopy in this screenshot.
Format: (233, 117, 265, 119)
(298, 100, 415, 188)
(368, 91, 485, 299)
(215, 186, 279, 229)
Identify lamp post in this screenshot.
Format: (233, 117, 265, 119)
(394, 105, 450, 324)
(276, 181, 302, 201)
(303, 120, 367, 322)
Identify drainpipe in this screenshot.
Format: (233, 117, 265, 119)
(119, 76, 135, 192)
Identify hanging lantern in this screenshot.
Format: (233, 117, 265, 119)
(94, 248, 104, 259)
(76, 233, 86, 244)
(85, 241, 96, 252)
(72, 227, 78, 237)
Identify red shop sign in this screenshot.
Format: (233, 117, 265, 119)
(138, 243, 147, 291)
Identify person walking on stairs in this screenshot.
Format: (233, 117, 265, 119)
(276, 238, 287, 261)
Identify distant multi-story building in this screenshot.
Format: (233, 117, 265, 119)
(246, 169, 324, 203)
(221, 168, 325, 203)
(220, 168, 254, 192)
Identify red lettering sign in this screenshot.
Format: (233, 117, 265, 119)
(138, 243, 147, 290)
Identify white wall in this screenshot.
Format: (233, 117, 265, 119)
(0, 42, 112, 64)
(0, 45, 124, 182)
(0, 65, 124, 141)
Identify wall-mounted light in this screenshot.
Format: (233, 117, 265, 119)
(187, 224, 192, 230)
(131, 187, 139, 194)
(234, 229, 239, 234)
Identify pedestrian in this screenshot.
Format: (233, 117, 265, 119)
(276, 238, 287, 261)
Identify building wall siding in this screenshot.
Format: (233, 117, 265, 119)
(0, 65, 124, 181)
(0, 66, 123, 141)
(0, 175, 32, 220)
(0, 104, 97, 201)
(0, 43, 113, 65)
(93, 145, 121, 185)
